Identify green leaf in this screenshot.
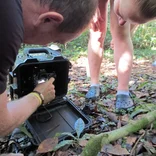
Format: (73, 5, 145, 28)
(137, 81, 149, 90)
(53, 140, 74, 151)
(130, 109, 149, 119)
(74, 118, 85, 138)
(81, 133, 95, 140)
(55, 132, 62, 137)
(19, 124, 32, 138)
(153, 121, 156, 129)
(60, 132, 77, 140)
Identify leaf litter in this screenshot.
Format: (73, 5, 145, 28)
(1, 57, 156, 156)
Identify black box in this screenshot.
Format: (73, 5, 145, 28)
(9, 47, 70, 99)
(9, 47, 91, 145)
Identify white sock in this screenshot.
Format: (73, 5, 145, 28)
(91, 84, 100, 87)
(117, 90, 129, 96)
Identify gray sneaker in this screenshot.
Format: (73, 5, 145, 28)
(115, 94, 134, 112)
(85, 86, 100, 100)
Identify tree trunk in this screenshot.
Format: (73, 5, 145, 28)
(82, 110, 156, 156)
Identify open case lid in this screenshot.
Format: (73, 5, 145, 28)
(26, 98, 92, 145)
(11, 47, 71, 98)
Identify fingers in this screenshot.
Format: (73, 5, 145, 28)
(43, 77, 56, 104)
(0, 154, 24, 156)
(48, 77, 55, 84)
(33, 77, 56, 105)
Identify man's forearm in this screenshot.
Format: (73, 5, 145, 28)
(0, 91, 40, 136)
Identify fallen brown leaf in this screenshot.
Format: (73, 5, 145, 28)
(102, 144, 130, 155)
(37, 137, 58, 154)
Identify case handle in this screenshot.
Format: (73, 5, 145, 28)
(24, 48, 50, 56)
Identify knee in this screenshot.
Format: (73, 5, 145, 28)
(111, 28, 131, 41)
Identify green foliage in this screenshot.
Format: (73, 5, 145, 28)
(133, 49, 156, 60)
(130, 103, 156, 120)
(19, 21, 155, 62)
(19, 124, 33, 138)
(53, 140, 74, 151)
(67, 85, 85, 97)
(132, 22, 156, 49)
(58, 118, 85, 141)
(130, 109, 149, 119)
(60, 21, 156, 61)
(74, 118, 85, 138)
(53, 118, 86, 151)
(60, 30, 89, 61)
(137, 81, 156, 91)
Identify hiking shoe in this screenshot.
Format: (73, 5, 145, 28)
(85, 86, 100, 100)
(115, 94, 134, 112)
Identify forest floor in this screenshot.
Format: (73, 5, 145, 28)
(36, 56, 156, 156)
(66, 56, 156, 156)
(0, 55, 156, 156)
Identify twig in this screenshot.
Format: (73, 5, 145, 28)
(130, 130, 146, 156)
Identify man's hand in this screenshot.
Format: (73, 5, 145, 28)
(0, 154, 23, 156)
(34, 77, 55, 104)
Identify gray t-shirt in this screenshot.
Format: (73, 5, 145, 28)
(0, 0, 24, 94)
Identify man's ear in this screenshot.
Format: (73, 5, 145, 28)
(35, 12, 64, 26)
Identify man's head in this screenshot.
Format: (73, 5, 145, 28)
(22, 0, 98, 45)
(114, 0, 156, 26)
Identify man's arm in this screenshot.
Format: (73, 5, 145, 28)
(0, 78, 55, 136)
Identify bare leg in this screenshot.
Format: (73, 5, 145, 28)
(110, 24, 139, 50)
(86, 0, 109, 100)
(110, 0, 133, 91)
(110, 0, 134, 110)
(88, 0, 109, 85)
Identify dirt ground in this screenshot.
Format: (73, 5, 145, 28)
(68, 56, 156, 106)
(1, 56, 156, 156)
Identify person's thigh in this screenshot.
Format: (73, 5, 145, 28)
(90, 0, 109, 32)
(110, 0, 131, 38)
(98, 0, 109, 16)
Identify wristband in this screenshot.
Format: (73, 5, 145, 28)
(30, 91, 44, 105)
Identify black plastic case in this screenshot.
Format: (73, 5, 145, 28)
(9, 47, 91, 145)
(26, 98, 91, 144)
(9, 47, 70, 99)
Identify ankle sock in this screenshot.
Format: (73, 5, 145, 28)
(91, 84, 100, 88)
(117, 90, 129, 96)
